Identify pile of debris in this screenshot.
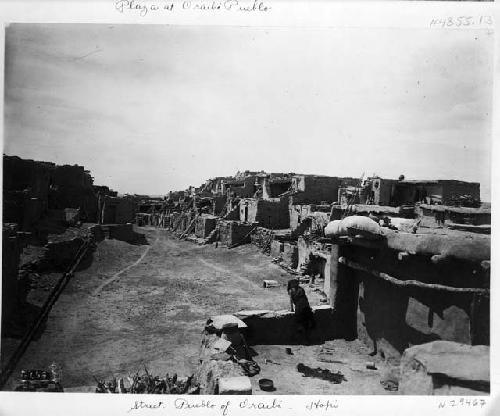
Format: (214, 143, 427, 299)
(271, 256, 300, 276)
(94, 368, 199, 394)
(14, 363, 63, 392)
(250, 227, 275, 254)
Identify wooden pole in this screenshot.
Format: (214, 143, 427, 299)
(327, 244, 340, 307)
(338, 256, 489, 295)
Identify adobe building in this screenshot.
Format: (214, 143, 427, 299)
(98, 195, 135, 224)
(340, 176, 482, 208)
(195, 214, 218, 239)
(3, 155, 99, 230)
(289, 204, 331, 232)
(239, 197, 290, 229)
(48, 164, 98, 221)
(321, 225, 490, 362)
(419, 204, 491, 228)
(391, 179, 481, 207)
(218, 220, 254, 247)
(262, 175, 294, 200)
(221, 175, 257, 199)
(289, 175, 358, 205)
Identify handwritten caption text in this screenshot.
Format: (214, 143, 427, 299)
(127, 397, 340, 415)
(115, 0, 271, 16)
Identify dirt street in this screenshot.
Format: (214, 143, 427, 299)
(5, 227, 395, 394)
(5, 227, 319, 390)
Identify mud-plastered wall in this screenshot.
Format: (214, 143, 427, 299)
(329, 243, 489, 362)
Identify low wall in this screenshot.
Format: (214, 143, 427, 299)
(108, 224, 134, 241)
(235, 306, 336, 345)
(399, 341, 489, 395)
(101, 223, 145, 243)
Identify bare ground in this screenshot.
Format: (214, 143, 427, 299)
(3, 227, 394, 394)
(250, 340, 396, 395)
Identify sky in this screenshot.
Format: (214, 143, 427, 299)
(3, 24, 493, 200)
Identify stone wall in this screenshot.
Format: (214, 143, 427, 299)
(195, 215, 217, 238)
(289, 204, 329, 231)
(291, 176, 341, 204)
(100, 196, 135, 224)
(212, 195, 227, 216)
(224, 176, 256, 199)
(270, 240, 283, 259)
(2, 225, 24, 335)
(239, 198, 258, 223)
(372, 178, 397, 206)
(240, 198, 289, 229)
(281, 242, 298, 269)
(262, 177, 292, 199)
(218, 221, 254, 247)
(250, 227, 275, 254)
(194, 332, 247, 394)
(115, 198, 135, 224)
(170, 212, 195, 234)
(289, 204, 311, 231)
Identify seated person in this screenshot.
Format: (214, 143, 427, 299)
(287, 279, 316, 344)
